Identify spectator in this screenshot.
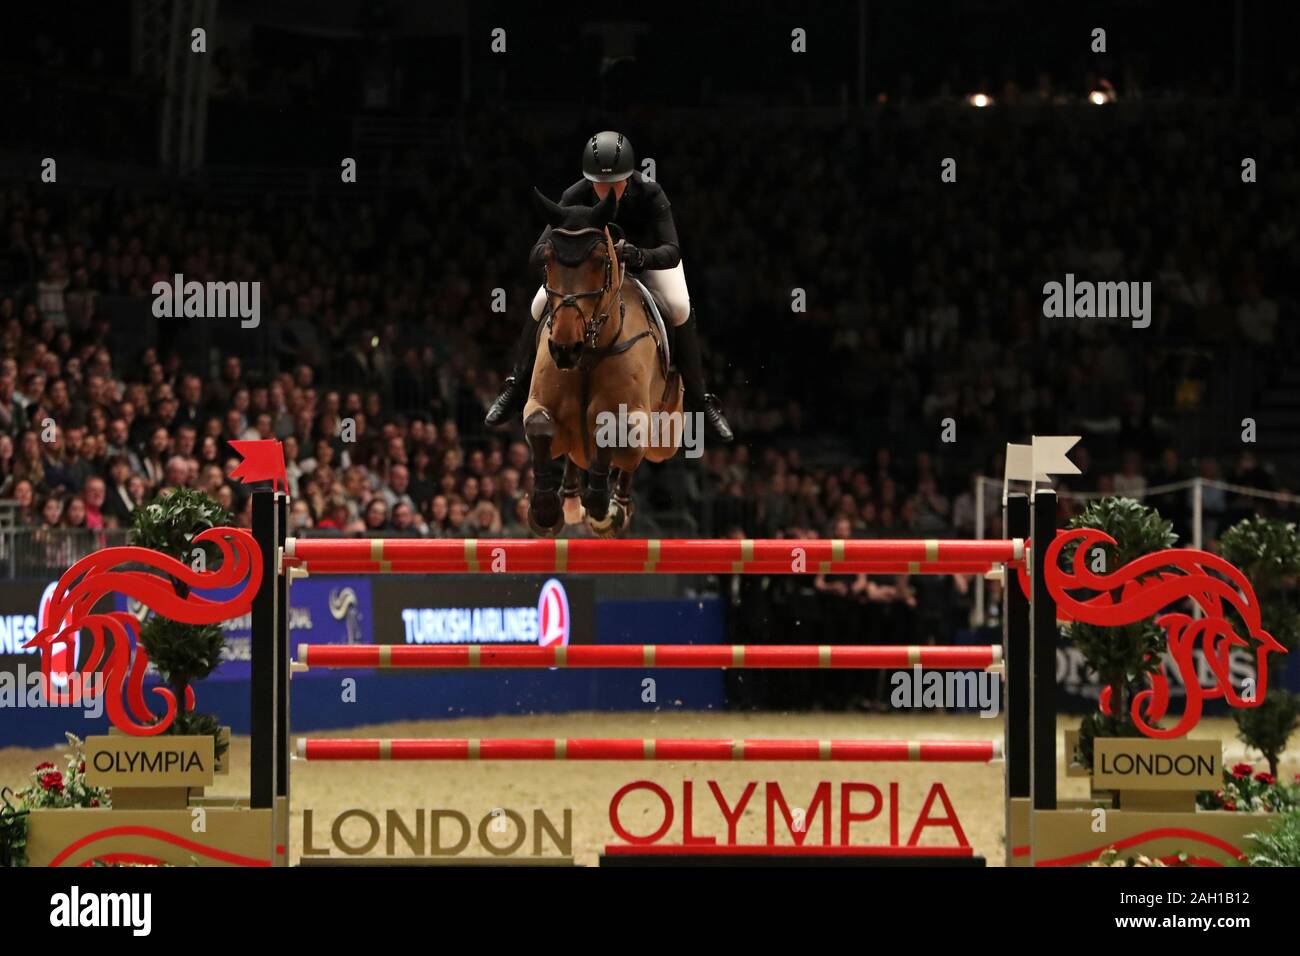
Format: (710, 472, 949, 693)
(81, 476, 107, 529)
(141, 427, 170, 486)
(363, 498, 389, 533)
(1112, 451, 1148, 497)
(9, 478, 37, 525)
(503, 496, 530, 536)
(0, 373, 28, 435)
(163, 455, 190, 490)
(103, 457, 136, 524)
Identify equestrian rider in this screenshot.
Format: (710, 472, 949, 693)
(484, 131, 733, 442)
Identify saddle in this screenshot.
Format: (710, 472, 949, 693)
(632, 277, 672, 383)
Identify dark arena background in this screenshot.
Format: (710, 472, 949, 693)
(1, 0, 1299, 930)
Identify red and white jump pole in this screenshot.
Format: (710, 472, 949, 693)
(296, 737, 1003, 763)
(297, 643, 1002, 670)
(283, 536, 1025, 575)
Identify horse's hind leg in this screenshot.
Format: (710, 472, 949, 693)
(524, 409, 565, 536)
(562, 458, 585, 524)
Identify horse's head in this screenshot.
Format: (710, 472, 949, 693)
(533, 187, 621, 370)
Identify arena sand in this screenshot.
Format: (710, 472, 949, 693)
(3, 712, 1294, 866)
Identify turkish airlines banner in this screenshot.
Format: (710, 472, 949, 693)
(0, 580, 114, 677)
(371, 577, 596, 648)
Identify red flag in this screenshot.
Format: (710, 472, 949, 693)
(229, 439, 288, 493)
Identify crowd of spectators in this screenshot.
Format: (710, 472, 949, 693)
(1, 25, 1297, 604)
(1, 16, 1297, 715)
(3, 101, 1294, 552)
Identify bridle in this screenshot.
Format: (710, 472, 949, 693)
(539, 222, 655, 465)
(541, 226, 628, 357)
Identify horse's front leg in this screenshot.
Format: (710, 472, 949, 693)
(610, 468, 635, 533)
(561, 458, 586, 524)
(583, 443, 615, 536)
(524, 408, 565, 536)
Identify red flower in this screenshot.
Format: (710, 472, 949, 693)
(38, 771, 64, 791)
(1254, 772, 1276, 785)
(90, 799, 100, 808)
(35, 761, 54, 771)
(79, 761, 86, 773)
(1231, 763, 1252, 779)
(1223, 801, 1237, 811)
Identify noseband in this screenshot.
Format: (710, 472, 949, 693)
(542, 227, 627, 354)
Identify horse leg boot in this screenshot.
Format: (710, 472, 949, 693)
(561, 458, 586, 524)
(610, 468, 635, 533)
(485, 314, 541, 428)
(673, 310, 733, 443)
(583, 445, 615, 535)
(524, 410, 565, 536)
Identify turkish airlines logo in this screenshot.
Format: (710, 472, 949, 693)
(38, 580, 78, 690)
(537, 579, 570, 648)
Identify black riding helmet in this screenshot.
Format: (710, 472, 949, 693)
(582, 131, 635, 183)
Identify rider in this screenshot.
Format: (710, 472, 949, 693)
(484, 131, 733, 442)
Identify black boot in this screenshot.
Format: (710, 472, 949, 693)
(673, 311, 733, 443)
(485, 316, 540, 428)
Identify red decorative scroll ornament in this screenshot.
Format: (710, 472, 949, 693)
(1043, 529, 1284, 739)
(24, 528, 263, 736)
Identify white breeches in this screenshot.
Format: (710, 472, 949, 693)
(531, 261, 691, 327)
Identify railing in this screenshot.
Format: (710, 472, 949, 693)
(0, 528, 131, 580)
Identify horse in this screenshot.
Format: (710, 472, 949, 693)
(522, 187, 684, 537)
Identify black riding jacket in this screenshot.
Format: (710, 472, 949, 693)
(529, 174, 681, 273)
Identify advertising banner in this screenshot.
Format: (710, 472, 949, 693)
(371, 576, 596, 649)
(113, 578, 374, 682)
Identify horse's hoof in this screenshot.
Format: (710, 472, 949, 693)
(528, 493, 565, 537)
(563, 495, 586, 525)
(610, 496, 633, 534)
(586, 509, 616, 538)
(529, 512, 564, 538)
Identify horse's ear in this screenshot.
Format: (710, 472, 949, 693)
(589, 188, 617, 229)
(533, 187, 565, 226)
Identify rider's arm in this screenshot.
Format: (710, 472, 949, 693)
(636, 192, 681, 271)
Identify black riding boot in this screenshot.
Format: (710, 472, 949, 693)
(485, 316, 540, 428)
(673, 311, 733, 443)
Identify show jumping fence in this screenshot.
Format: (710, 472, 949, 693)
(30, 443, 1273, 866)
(240, 488, 1056, 866)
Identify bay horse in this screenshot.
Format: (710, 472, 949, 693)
(522, 188, 684, 537)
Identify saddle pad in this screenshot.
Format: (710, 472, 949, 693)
(632, 277, 671, 375)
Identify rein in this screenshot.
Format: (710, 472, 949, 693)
(542, 227, 652, 367)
